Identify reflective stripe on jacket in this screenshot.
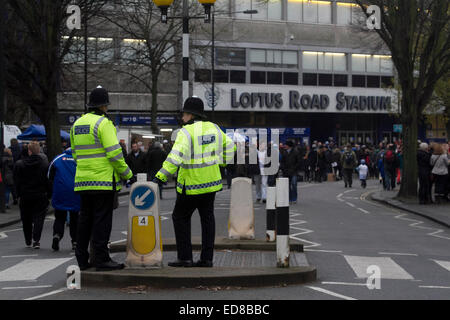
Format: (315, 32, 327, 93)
(70, 112, 133, 192)
(156, 121, 235, 195)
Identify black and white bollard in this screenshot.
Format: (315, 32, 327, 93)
(276, 178, 290, 268)
(266, 187, 276, 242)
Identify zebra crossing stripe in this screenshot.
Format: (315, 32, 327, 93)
(432, 260, 450, 272)
(0, 258, 72, 282)
(344, 255, 414, 280)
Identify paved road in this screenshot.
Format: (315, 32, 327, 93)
(0, 180, 449, 300)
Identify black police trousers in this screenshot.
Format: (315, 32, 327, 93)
(172, 191, 216, 262)
(76, 192, 114, 266)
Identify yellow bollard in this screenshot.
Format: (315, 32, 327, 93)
(125, 174, 163, 268)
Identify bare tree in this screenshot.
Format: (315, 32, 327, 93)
(101, 0, 202, 134)
(5, 0, 107, 160)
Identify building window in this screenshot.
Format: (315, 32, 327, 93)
(336, 2, 364, 25)
(267, 72, 282, 84)
(120, 39, 146, 63)
(287, 0, 331, 24)
(63, 37, 114, 64)
(195, 69, 211, 82)
(251, 71, 266, 84)
(318, 73, 333, 86)
(303, 73, 318, 86)
(230, 70, 246, 83)
(250, 49, 298, 68)
(284, 72, 299, 85)
(352, 54, 393, 73)
(216, 47, 246, 66)
(96, 38, 115, 64)
(214, 70, 229, 83)
(334, 74, 348, 87)
(352, 75, 366, 87)
(367, 75, 380, 88)
(381, 76, 394, 88)
(303, 52, 347, 71)
(236, 0, 282, 21)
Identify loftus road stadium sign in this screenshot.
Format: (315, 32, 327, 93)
(194, 84, 397, 113)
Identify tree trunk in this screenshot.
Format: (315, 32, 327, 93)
(398, 96, 418, 200)
(42, 94, 61, 162)
(151, 75, 159, 134)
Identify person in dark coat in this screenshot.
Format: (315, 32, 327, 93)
(10, 139, 22, 163)
(146, 141, 167, 199)
(417, 143, 432, 204)
(317, 146, 328, 183)
(280, 140, 301, 203)
(2, 148, 17, 208)
(126, 142, 147, 183)
(13, 141, 50, 249)
(307, 144, 318, 182)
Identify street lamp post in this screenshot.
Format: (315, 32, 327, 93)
(153, 0, 216, 105)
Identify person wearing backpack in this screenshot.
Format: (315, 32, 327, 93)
(341, 144, 357, 188)
(383, 144, 398, 190)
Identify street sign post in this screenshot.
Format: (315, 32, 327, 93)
(125, 174, 163, 268)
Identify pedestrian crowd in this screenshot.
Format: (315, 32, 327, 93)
(1, 136, 172, 252)
(224, 138, 450, 205)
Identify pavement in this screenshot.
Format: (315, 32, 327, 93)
(371, 190, 450, 228)
(83, 239, 315, 289)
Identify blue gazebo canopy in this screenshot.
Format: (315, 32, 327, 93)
(17, 125, 70, 141)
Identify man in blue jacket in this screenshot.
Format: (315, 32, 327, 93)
(48, 147, 80, 251)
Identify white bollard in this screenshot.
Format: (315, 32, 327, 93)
(228, 177, 255, 240)
(276, 178, 290, 268)
(266, 187, 276, 242)
(125, 174, 163, 268)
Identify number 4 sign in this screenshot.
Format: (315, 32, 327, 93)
(138, 216, 149, 226)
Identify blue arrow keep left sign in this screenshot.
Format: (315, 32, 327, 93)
(131, 186, 155, 210)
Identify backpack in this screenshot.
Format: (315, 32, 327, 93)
(385, 150, 394, 163)
(344, 152, 354, 165)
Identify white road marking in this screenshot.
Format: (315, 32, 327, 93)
(24, 288, 67, 300)
(306, 286, 357, 300)
(419, 286, 450, 289)
(2, 285, 52, 290)
(2, 254, 39, 258)
(344, 190, 355, 194)
(357, 208, 370, 214)
(432, 260, 450, 272)
(304, 249, 343, 253)
(361, 191, 450, 241)
(393, 213, 450, 241)
(0, 258, 73, 282)
(0, 233, 7, 240)
(346, 202, 355, 208)
(344, 255, 414, 280)
(289, 212, 321, 248)
(321, 281, 367, 287)
(109, 239, 126, 245)
(378, 252, 418, 257)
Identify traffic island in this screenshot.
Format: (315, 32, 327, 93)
(81, 238, 317, 289)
